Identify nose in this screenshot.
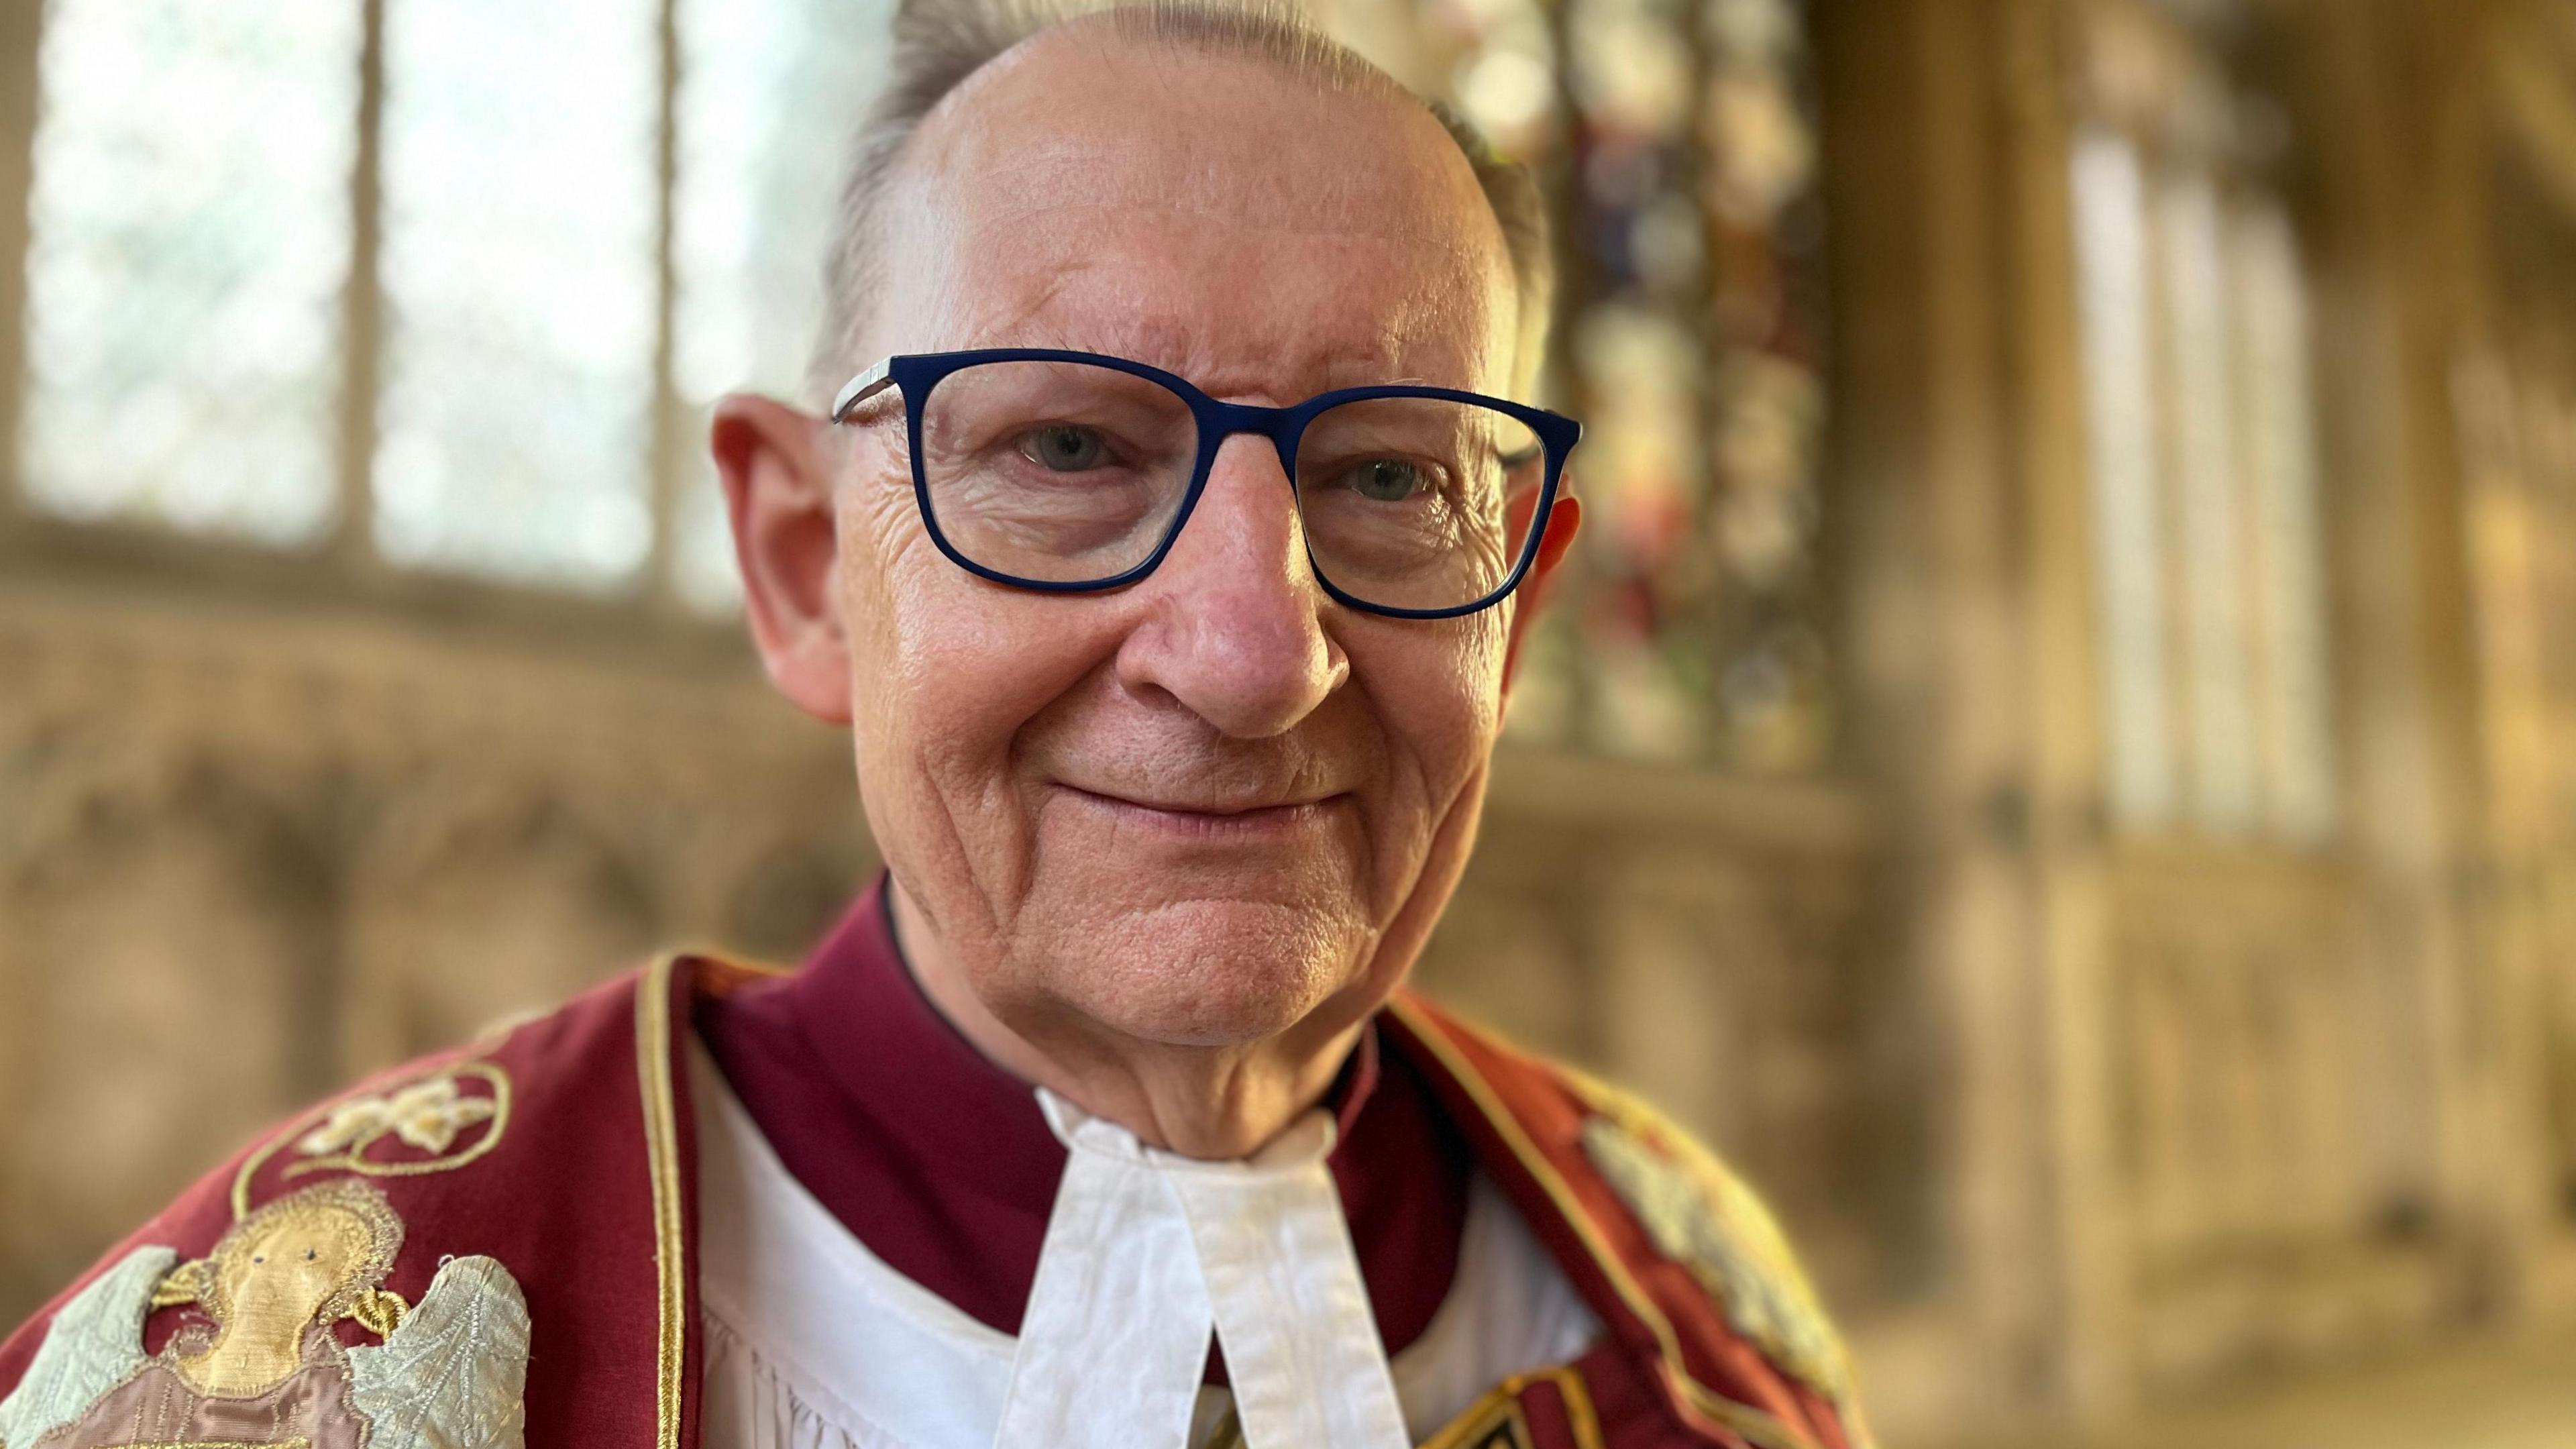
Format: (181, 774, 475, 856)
(1113, 433, 1349, 739)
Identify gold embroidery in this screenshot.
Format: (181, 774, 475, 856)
(1556, 1364, 1605, 1448)
(1384, 998, 1825, 1449)
(230, 1062, 513, 1220)
(105, 1440, 313, 1448)
(0, 1201, 528, 1449)
(300, 1074, 497, 1158)
(150, 1258, 215, 1311)
(638, 954, 687, 1449)
(1417, 1366, 1604, 1449)
(1190, 1366, 1598, 1449)
(350, 1287, 408, 1338)
(175, 1181, 405, 1398)
(1417, 1383, 1531, 1449)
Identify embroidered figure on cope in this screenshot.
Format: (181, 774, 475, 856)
(0, 1181, 530, 1449)
(1572, 1080, 1856, 1409)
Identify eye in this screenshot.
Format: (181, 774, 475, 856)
(1017, 424, 1110, 472)
(1346, 458, 1428, 502)
(252, 1255, 266, 1265)
(304, 1248, 317, 1261)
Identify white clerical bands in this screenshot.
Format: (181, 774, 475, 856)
(992, 1092, 1412, 1449)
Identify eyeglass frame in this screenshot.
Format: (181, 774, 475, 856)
(830, 347, 1582, 621)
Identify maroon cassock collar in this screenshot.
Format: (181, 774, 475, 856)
(693, 873, 1473, 1364)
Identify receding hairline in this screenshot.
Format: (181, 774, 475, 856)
(895, 18, 1505, 291)
(811, 0, 1556, 402)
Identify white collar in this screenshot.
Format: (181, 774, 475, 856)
(993, 1089, 1411, 1449)
(690, 1038, 1604, 1449)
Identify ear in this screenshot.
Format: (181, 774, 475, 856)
(711, 393, 853, 724)
(1501, 490, 1582, 696)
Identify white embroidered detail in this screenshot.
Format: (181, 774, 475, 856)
(1579, 1114, 1851, 1403)
(345, 1254, 532, 1449)
(0, 1245, 175, 1448)
(301, 1075, 499, 1159)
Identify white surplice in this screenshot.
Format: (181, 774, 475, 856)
(688, 1039, 1601, 1449)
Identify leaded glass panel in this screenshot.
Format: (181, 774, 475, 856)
(19, 0, 359, 543)
(2158, 171, 2259, 833)
(2070, 8, 2339, 844)
(2071, 129, 2177, 827)
(372, 0, 661, 588)
(2230, 201, 2335, 840)
(669, 0, 892, 614)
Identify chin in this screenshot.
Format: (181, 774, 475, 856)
(1032, 896, 1373, 1048)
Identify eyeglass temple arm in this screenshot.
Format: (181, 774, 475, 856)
(830, 358, 897, 424)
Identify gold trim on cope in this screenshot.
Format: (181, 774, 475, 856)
(1554, 1364, 1605, 1448)
(1385, 998, 1819, 1449)
(1415, 1366, 1605, 1449)
(638, 954, 688, 1449)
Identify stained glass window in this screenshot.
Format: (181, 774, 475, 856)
(1444, 0, 1557, 160)
(371, 0, 662, 588)
(15, 0, 1835, 695)
(1364, 0, 1833, 771)
(1566, 0, 1715, 764)
(19, 0, 360, 543)
(668, 0, 892, 614)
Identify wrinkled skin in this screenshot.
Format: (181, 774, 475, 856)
(712, 21, 1579, 1159)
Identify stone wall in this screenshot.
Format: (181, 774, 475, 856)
(0, 564, 1915, 1364)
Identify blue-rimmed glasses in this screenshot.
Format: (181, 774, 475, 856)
(830, 349, 1580, 619)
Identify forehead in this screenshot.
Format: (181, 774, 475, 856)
(881, 30, 1516, 396)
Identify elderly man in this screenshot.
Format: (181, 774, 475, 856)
(0, 3, 1864, 1448)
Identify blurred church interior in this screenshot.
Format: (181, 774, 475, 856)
(3, 0, 2575, 1442)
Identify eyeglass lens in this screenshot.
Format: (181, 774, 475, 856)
(914, 359, 1546, 612)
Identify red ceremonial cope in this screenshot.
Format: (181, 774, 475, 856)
(0, 899, 1868, 1449)
(692, 875, 1476, 1364)
(0, 971, 680, 1449)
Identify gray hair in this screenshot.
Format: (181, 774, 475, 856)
(809, 0, 1555, 401)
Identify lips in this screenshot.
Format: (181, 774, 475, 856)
(1069, 786, 1332, 816)
(1055, 783, 1348, 837)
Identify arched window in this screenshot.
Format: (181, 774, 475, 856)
(13, 0, 1835, 761)
(20, 2, 362, 543)
(11, 0, 885, 608)
(2068, 1, 2336, 840)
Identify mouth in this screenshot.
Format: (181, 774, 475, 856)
(1055, 783, 1349, 841)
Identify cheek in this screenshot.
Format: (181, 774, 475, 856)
(836, 496, 1114, 790)
(1344, 614, 1507, 819)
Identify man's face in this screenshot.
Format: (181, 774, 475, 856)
(830, 34, 1538, 1051)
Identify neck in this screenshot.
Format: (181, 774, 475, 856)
(888, 881, 1365, 1159)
